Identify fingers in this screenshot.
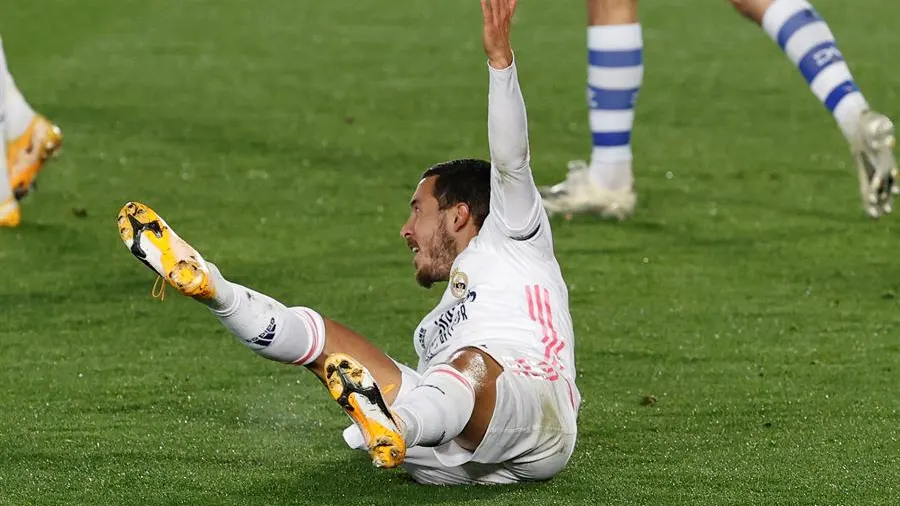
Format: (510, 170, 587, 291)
(481, 0, 491, 23)
(481, 0, 515, 66)
(497, 0, 515, 23)
(483, 0, 515, 26)
(496, 0, 508, 21)
(483, 0, 501, 26)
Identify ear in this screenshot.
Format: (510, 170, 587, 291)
(450, 203, 471, 232)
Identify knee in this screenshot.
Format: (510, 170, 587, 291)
(729, 0, 752, 17)
(447, 347, 503, 393)
(446, 347, 504, 448)
(592, 0, 637, 9)
(588, 0, 639, 25)
(728, 0, 775, 23)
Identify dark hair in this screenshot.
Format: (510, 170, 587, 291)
(422, 159, 491, 229)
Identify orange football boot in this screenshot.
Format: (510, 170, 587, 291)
(7, 115, 63, 200)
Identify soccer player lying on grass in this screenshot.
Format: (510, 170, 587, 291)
(540, 0, 898, 220)
(116, 0, 580, 486)
(0, 35, 64, 228)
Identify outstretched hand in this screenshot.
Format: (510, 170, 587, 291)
(481, 0, 517, 69)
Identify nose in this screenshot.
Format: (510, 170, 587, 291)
(400, 218, 413, 240)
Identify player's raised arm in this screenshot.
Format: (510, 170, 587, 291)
(482, 0, 543, 239)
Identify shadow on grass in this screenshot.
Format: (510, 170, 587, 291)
(237, 457, 540, 506)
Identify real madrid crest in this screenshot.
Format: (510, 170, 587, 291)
(450, 268, 469, 299)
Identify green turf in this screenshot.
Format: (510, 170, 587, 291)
(2, 0, 899, 504)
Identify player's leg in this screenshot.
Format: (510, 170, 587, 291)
(116, 201, 409, 465)
(394, 346, 578, 483)
(391, 348, 501, 452)
(1, 38, 63, 201)
(192, 275, 418, 467)
(116, 202, 574, 482)
(730, 0, 897, 218)
(115, 202, 516, 474)
(343, 345, 577, 484)
(539, 0, 641, 220)
(115, 202, 401, 390)
(0, 38, 20, 227)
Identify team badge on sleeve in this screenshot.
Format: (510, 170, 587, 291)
(450, 269, 469, 299)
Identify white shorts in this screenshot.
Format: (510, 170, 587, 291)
(343, 346, 580, 485)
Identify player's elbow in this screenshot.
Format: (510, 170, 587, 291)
(492, 152, 530, 174)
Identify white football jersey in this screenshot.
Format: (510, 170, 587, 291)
(412, 61, 576, 386)
(412, 212, 576, 380)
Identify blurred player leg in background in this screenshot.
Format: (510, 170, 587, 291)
(1, 34, 63, 209)
(539, 0, 897, 221)
(0, 37, 20, 227)
(539, 0, 641, 221)
(730, 0, 897, 218)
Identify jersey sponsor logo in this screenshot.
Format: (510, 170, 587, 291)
(417, 327, 427, 348)
(449, 268, 469, 299)
(422, 291, 476, 361)
(434, 302, 467, 344)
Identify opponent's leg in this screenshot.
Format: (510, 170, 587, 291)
(730, 0, 897, 218)
(1, 38, 63, 201)
(539, 0, 641, 220)
(0, 38, 20, 227)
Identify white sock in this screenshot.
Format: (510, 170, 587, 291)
(391, 364, 476, 447)
(3, 71, 35, 141)
(205, 263, 325, 365)
(0, 138, 12, 205)
(587, 23, 643, 190)
(0, 40, 15, 204)
(761, 0, 868, 142)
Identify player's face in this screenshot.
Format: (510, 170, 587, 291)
(400, 177, 457, 288)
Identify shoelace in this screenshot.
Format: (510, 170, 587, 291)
(151, 275, 167, 301)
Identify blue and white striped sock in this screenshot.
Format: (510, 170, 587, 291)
(762, 0, 868, 142)
(587, 24, 643, 190)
